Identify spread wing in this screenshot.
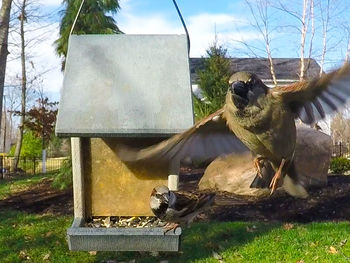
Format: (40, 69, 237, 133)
(271, 63, 350, 124)
(117, 108, 249, 163)
(170, 191, 215, 219)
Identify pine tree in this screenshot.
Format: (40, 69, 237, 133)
(55, 0, 122, 70)
(193, 42, 231, 120)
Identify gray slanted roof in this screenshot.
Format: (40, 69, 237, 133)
(190, 57, 321, 84)
(56, 34, 194, 137)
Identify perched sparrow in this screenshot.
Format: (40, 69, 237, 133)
(119, 64, 350, 198)
(150, 185, 215, 231)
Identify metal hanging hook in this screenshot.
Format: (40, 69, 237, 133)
(70, 0, 86, 36)
(171, 0, 191, 56)
(69, 0, 191, 56)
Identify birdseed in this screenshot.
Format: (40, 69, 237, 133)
(85, 216, 167, 228)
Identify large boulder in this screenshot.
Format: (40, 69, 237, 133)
(198, 127, 332, 196)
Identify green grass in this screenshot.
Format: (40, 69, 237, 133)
(1, 173, 350, 262)
(0, 211, 349, 263)
(0, 172, 56, 200)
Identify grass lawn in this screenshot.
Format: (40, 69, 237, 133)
(1, 212, 349, 263)
(1, 174, 350, 262)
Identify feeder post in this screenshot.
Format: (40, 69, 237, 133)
(168, 159, 180, 191)
(71, 137, 85, 219)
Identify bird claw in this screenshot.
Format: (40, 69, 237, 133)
(269, 158, 286, 195)
(254, 157, 264, 178)
(163, 223, 179, 234)
(269, 173, 279, 194)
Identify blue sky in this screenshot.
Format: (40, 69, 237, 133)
(5, 0, 350, 104)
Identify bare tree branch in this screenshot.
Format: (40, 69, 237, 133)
(12, 0, 27, 171)
(346, 39, 350, 63)
(299, 0, 309, 81)
(244, 0, 277, 85)
(305, 0, 315, 75)
(319, 0, 330, 75)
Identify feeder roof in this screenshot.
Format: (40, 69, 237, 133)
(55, 34, 194, 137)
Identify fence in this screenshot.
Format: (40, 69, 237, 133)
(0, 156, 68, 177)
(332, 142, 350, 158)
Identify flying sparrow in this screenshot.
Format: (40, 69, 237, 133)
(225, 64, 350, 197)
(119, 64, 350, 198)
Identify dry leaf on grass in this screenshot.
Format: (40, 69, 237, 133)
(213, 251, 226, 263)
(212, 251, 223, 260)
(45, 231, 53, 237)
(340, 239, 347, 247)
(246, 225, 257, 232)
(283, 223, 294, 230)
(310, 241, 319, 247)
(328, 246, 338, 254)
(19, 250, 30, 260)
(43, 252, 50, 260)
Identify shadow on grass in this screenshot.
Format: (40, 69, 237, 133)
(2, 209, 349, 263)
(93, 221, 279, 263)
(168, 221, 278, 263)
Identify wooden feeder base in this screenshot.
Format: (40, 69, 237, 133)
(67, 218, 182, 251)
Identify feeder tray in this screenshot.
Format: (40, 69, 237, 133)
(56, 34, 193, 251)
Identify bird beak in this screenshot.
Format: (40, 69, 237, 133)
(163, 194, 169, 203)
(151, 188, 156, 196)
(230, 81, 245, 96)
(230, 81, 249, 108)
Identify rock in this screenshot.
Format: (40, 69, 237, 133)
(198, 153, 270, 197)
(198, 127, 332, 196)
(294, 127, 331, 187)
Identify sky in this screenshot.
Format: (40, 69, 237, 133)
(4, 0, 350, 105)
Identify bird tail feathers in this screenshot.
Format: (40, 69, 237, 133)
(198, 193, 216, 208)
(282, 175, 308, 199)
(250, 174, 271, 188)
(250, 160, 275, 188)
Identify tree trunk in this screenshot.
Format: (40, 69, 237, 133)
(0, 0, 13, 142)
(0, 97, 6, 179)
(300, 0, 309, 81)
(42, 133, 46, 173)
(305, 0, 314, 77)
(266, 42, 277, 86)
(12, 0, 27, 172)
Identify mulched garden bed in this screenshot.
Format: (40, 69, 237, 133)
(1, 173, 349, 223)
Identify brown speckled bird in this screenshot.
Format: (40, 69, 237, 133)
(119, 64, 350, 198)
(150, 185, 215, 231)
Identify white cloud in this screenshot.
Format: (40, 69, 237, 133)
(187, 13, 248, 57)
(118, 11, 256, 57)
(4, 5, 260, 100)
(119, 13, 182, 35)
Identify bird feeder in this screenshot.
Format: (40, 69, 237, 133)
(55, 34, 194, 251)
